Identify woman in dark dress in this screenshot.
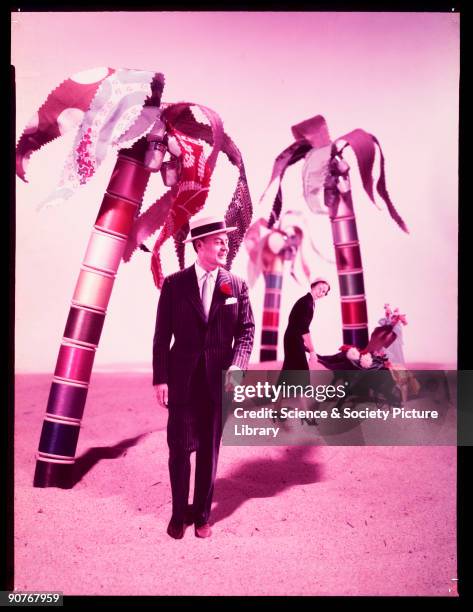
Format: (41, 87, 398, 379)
(278, 278, 330, 386)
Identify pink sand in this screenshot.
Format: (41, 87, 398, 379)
(14, 373, 457, 596)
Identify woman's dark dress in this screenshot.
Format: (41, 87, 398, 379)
(278, 292, 314, 387)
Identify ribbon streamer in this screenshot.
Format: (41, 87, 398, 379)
(170, 106, 253, 270)
(122, 102, 251, 285)
(16, 67, 116, 181)
(16, 67, 164, 209)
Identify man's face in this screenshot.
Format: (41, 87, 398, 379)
(197, 232, 229, 269)
(311, 282, 329, 300)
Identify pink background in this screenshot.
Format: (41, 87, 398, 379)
(12, 11, 459, 371)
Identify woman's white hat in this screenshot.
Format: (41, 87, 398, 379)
(183, 215, 237, 243)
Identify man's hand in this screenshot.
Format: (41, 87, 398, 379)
(225, 367, 243, 392)
(154, 383, 169, 408)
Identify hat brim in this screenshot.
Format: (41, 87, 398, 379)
(182, 226, 238, 243)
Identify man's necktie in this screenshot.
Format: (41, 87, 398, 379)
(201, 272, 212, 320)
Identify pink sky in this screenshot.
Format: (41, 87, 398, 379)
(12, 11, 459, 370)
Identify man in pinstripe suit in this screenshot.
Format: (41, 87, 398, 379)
(153, 216, 255, 539)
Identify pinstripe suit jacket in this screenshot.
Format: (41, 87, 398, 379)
(153, 264, 255, 409)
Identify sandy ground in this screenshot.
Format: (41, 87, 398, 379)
(14, 373, 457, 597)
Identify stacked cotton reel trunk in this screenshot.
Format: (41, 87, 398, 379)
(34, 154, 151, 487)
(259, 232, 286, 362)
(326, 161, 368, 348)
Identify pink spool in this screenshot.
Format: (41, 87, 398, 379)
(108, 155, 150, 203)
(55, 342, 96, 383)
(83, 229, 126, 275)
(332, 217, 358, 245)
(72, 267, 114, 311)
(95, 194, 138, 237)
(332, 194, 354, 218)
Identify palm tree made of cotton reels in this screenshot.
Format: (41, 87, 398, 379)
(261, 114, 409, 350)
(16, 66, 253, 488)
(245, 210, 324, 363)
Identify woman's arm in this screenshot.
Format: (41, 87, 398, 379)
(302, 332, 317, 360)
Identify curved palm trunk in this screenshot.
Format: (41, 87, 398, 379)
(33, 146, 151, 487)
(260, 257, 284, 362)
(325, 156, 369, 349)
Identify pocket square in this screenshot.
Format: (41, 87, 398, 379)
(225, 297, 238, 305)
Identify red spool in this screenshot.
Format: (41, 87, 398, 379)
(95, 194, 138, 237)
(335, 244, 362, 271)
(341, 300, 368, 325)
(262, 311, 279, 328)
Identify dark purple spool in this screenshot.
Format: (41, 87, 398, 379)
(264, 292, 281, 309)
(264, 273, 283, 290)
(38, 421, 80, 457)
(46, 382, 88, 420)
(261, 330, 278, 346)
(343, 328, 369, 349)
(63, 306, 105, 346)
(33, 461, 73, 488)
(260, 348, 278, 361)
(339, 272, 365, 297)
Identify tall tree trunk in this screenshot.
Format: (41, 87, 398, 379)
(259, 257, 284, 361)
(325, 155, 369, 349)
(33, 143, 151, 488)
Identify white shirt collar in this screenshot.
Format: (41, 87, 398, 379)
(195, 261, 219, 282)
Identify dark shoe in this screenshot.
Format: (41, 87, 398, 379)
(194, 523, 212, 538)
(167, 520, 185, 540)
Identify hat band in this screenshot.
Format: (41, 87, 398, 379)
(190, 221, 227, 239)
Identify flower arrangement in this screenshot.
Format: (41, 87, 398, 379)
(359, 353, 373, 368)
(219, 282, 233, 297)
(346, 347, 360, 361)
(383, 303, 407, 326)
(340, 344, 389, 369)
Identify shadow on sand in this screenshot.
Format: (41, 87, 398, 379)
(71, 433, 148, 487)
(211, 446, 322, 525)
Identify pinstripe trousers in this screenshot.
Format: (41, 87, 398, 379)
(168, 357, 221, 527)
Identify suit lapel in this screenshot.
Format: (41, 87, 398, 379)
(208, 267, 231, 324)
(185, 265, 207, 323)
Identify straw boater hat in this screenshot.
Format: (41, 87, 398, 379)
(183, 215, 237, 243)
